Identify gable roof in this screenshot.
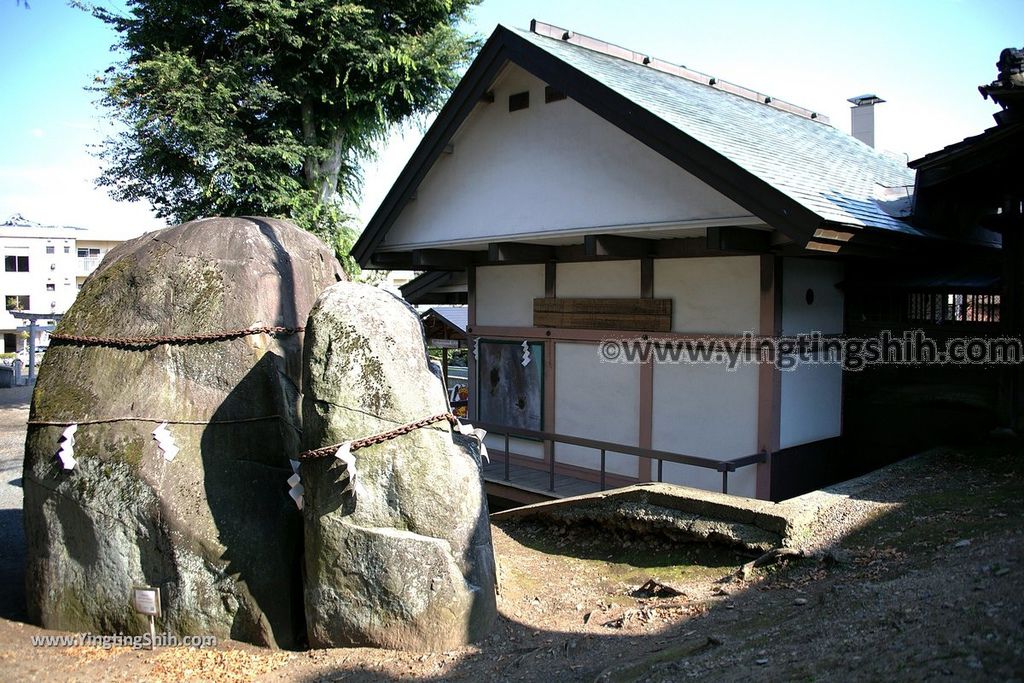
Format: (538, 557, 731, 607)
(353, 21, 923, 266)
(421, 305, 468, 335)
(400, 270, 467, 304)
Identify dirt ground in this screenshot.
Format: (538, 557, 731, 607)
(1, 384, 1021, 681)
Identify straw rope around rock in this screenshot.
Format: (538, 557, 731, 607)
(48, 325, 304, 349)
(295, 412, 459, 460)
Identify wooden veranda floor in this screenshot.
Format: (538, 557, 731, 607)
(481, 459, 602, 505)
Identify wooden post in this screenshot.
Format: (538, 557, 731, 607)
(756, 255, 782, 500)
(638, 256, 654, 481)
(544, 264, 557, 481)
(544, 338, 556, 479)
(467, 267, 477, 420)
(442, 347, 449, 392)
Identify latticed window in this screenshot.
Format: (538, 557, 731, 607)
(906, 292, 1000, 323)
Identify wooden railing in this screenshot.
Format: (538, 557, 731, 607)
(473, 420, 766, 495)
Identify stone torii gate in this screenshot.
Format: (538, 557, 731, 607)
(11, 311, 62, 382)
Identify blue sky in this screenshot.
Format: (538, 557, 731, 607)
(0, 0, 1019, 236)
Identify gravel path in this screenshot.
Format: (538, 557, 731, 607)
(0, 384, 32, 622)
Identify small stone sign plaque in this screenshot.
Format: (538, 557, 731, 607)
(133, 586, 161, 616)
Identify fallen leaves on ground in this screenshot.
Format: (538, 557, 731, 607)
(147, 648, 293, 683)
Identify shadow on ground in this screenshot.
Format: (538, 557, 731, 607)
(302, 443, 1023, 682)
(0, 508, 27, 622)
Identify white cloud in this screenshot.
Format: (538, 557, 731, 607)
(30, 128, 45, 138)
(0, 153, 164, 239)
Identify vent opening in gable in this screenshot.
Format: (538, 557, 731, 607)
(545, 86, 566, 103)
(508, 91, 529, 112)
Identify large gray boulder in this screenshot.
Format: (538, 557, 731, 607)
(301, 282, 496, 651)
(24, 217, 343, 648)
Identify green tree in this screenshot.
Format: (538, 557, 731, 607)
(84, 0, 479, 275)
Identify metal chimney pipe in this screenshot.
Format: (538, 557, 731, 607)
(847, 94, 885, 147)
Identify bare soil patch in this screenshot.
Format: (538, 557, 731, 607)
(1, 383, 1020, 681)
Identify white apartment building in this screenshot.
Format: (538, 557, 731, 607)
(0, 214, 124, 356)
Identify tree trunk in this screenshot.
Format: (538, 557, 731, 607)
(300, 98, 344, 205)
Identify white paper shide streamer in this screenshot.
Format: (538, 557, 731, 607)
(455, 420, 489, 464)
(287, 459, 303, 510)
(521, 340, 531, 367)
(152, 422, 179, 462)
(57, 423, 78, 470)
(472, 337, 479, 360)
(334, 441, 363, 502)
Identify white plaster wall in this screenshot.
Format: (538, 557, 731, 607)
(556, 260, 640, 298)
(782, 258, 844, 335)
(383, 65, 754, 250)
(779, 356, 843, 449)
(475, 264, 545, 327)
(653, 256, 760, 334)
(484, 433, 544, 460)
(554, 342, 640, 477)
(778, 258, 843, 449)
(651, 357, 759, 498)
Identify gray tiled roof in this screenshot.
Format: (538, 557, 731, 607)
(515, 28, 919, 236)
(423, 306, 467, 333)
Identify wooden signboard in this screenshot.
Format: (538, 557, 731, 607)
(533, 298, 672, 332)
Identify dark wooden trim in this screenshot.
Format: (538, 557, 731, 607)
(811, 222, 999, 258)
(467, 267, 477, 420)
(412, 249, 483, 270)
(544, 335, 561, 481)
(756, 255, 782, 500)
(585, 234, 655, 258)
(640, 257, 653, 299)
(489, 241, 557, 263)
(370, 252, 417, 269)
(467, 267, 477, 327)
(544, 337, 556, 448)
(707, 226, 772, 252)
(387, 233, 909, 273)
(471, 325, 763, 343)
(653, 236, 754, 258)
(544, 262, 556, 298)
(533, 298, 672, 332)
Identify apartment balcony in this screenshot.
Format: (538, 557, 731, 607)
(77, 257, 101, 276)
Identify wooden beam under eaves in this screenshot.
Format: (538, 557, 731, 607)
(706, 226, 772, 252)
(584, 234, 655, 258)
(371, 252, 416, 269)
(488, 242, 556, 263)
(412, 249, 483, 270)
